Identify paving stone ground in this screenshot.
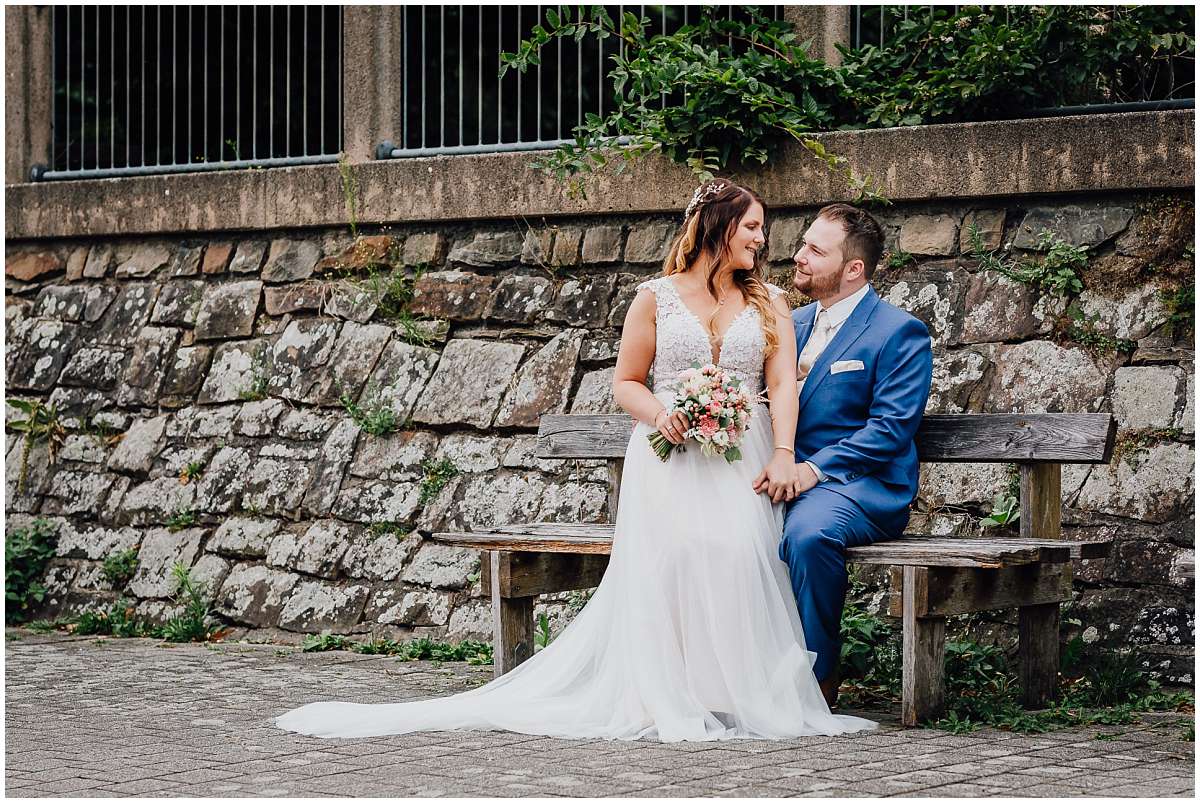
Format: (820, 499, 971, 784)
(3, 630, 1194, 798)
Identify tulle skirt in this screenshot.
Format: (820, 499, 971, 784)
(275, 395, 876, 741)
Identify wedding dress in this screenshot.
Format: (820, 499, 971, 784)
(275, 276, 876, 742)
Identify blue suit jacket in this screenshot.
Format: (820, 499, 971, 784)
(791, 286, 933, 537)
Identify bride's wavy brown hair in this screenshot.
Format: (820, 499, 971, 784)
(662, 179, 778, 358)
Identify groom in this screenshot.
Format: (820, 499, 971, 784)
(759, 203, 933, 707)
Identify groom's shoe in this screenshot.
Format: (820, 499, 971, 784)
(819, 672, 840, 708)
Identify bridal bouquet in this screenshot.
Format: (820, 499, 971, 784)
(648, 362, 756, 463)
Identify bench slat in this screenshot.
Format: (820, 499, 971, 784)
(491, 523, 1109, 559)
(537, 413, 1117, 463)
(917, 414, 1116, 463)
(850, 541, 1065, 568)
(538, 415, 632, 459)
(433, 527, 1110, 567)
(888, 564, 1070, 618)
(436, 531, 614, 555)
(480, 524, 1110, 558)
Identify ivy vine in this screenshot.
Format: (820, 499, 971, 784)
(500, 5, 1193, 197)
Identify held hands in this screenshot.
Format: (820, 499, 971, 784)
(654, 408, 690, 446)
(752, 453, 819, 502)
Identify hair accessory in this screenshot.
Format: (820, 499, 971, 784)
(684, 180, 729, 220)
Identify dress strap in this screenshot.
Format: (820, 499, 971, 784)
(635, 276, 666, 295)
(636, 276, 683, 314)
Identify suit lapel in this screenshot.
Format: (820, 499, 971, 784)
(798, 287, 881, 413)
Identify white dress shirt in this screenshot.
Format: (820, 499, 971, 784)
(799, 284, 872, 482)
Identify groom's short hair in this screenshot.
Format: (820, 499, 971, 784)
(816, 203, 885, 279)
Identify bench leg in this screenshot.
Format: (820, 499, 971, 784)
(902, 566, 946, 727)
(1018, 602, 1060, 708)
(488, 550, 535, 677)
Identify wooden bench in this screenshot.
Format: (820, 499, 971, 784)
(433, 412, 1116, 726)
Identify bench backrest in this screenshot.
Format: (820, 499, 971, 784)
(537, 413, 1117, 464)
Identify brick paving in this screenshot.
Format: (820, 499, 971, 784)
(4, 630, 1194, 798)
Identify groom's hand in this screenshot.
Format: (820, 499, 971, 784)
(790, 462, 819, 500)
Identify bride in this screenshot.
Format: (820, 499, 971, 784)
(275, 179, 876, 742)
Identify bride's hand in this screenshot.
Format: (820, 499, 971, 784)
(753, 451, 798, 503)
(654, 409, 690, 445)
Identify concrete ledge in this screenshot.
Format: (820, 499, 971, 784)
(5, 110, 1193, 241)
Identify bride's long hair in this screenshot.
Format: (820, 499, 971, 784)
(662, 179, 779, 358)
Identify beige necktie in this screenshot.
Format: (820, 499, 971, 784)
(797, 309, 833, 388)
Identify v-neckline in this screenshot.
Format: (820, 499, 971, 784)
(665, 277, 753, 365)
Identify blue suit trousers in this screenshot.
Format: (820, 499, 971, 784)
(779, 486, 894, 681)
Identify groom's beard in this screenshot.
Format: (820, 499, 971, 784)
(793, 268, 843, 300)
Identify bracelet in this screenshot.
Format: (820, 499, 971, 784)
(653, 409, 669, 427)
(774, 445, 792, 452)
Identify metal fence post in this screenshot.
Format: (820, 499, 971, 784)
(781, 5, 851, 65)
(342, 6, 403, 164)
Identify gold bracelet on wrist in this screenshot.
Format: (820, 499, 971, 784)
(774, 445, 792, 452)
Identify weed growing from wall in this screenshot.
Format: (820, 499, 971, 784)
(339, 383, 398, 437)
(367, 521, 408, 542)
(62, 563, 219, 643)
(966, 222, 1145, 355)
(419, 458, 460, 505)
(158, 563, 216, 642)
(166, 507, 198, 532)
(6, 400, 67, 495)
(236, 345, 271, 401)
(1064, 305, 1138, 354)
(1112, 428, 1183, 469)
(885, 249, 915, 270)
(73, 599, 158, 638)
(301, 632, 494, 665)
(1161, 282, 1195, 337)
(178, 460, 206, 485)
(101, 547, 140, 589)
(4, 519, 59, 624)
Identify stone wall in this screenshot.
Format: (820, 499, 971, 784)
(5, 190, 1194, 681)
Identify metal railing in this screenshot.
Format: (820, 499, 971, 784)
(42, 5, 344, 181)
(378, 5, 781, 160)
(850, 5, 981, 50)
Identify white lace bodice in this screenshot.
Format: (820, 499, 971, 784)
(637, 276, 786, 397)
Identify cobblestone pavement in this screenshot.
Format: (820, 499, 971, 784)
(4, 631, 1194, 798)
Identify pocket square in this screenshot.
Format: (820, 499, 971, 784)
(830, 360, 865, 374)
